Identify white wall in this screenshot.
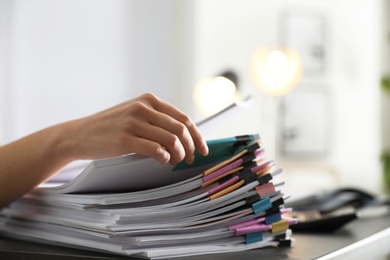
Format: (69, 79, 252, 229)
(2, 1, 130, 141)
(0, 0, 11, 144)
(191, 0, 383, 194)
(0, 0, 193, 143)
(328, 0, 382, 193)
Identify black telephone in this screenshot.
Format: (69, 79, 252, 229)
(284, 188, 388, 232)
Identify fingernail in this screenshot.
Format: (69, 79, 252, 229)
(186, 155, 194, 165)
(158, 147, 170, 164)
(202, 143, 209, 156)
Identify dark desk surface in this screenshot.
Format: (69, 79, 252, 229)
(1, 214, 390, 260)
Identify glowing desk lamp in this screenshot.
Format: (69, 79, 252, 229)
(250, 47, 302, 96)
(193, 71, 239, 116)
(250, 47, 303, 158)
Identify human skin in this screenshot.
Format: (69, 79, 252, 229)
(0, 93, 209, 208)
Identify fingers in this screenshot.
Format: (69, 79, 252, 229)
(142, 93, 209, 158)
(80, 93, 209, 166)
(128, 137, 171, 164)
(129, 104, 193, 165)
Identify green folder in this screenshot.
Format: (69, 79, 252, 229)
(173, 134, 259, 171)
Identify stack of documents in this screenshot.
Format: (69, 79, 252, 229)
(0, 134, 297, 259)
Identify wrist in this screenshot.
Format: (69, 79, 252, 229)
(47, 120, 80, 166)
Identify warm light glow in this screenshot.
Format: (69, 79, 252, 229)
(266, 50, 288, 71)
(250, 47, 302, 96)
(193, 76, 237, 116)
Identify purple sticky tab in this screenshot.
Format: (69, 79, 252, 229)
(252, 161, 273, 173)
(203, 158, 243, 182)
(207, 176, 238, 195)
(235, 223, 272, 236)
(229, 217, 265, 231)
(254, 149, 265, 158)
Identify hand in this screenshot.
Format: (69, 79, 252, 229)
(64, 93, 209, 165)
(0, 93, 209, 207)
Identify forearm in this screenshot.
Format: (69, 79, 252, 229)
(0, 122, 74, 208)
(0, 93, 208, 208)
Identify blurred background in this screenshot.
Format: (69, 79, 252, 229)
(0, 0, 389, 197)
